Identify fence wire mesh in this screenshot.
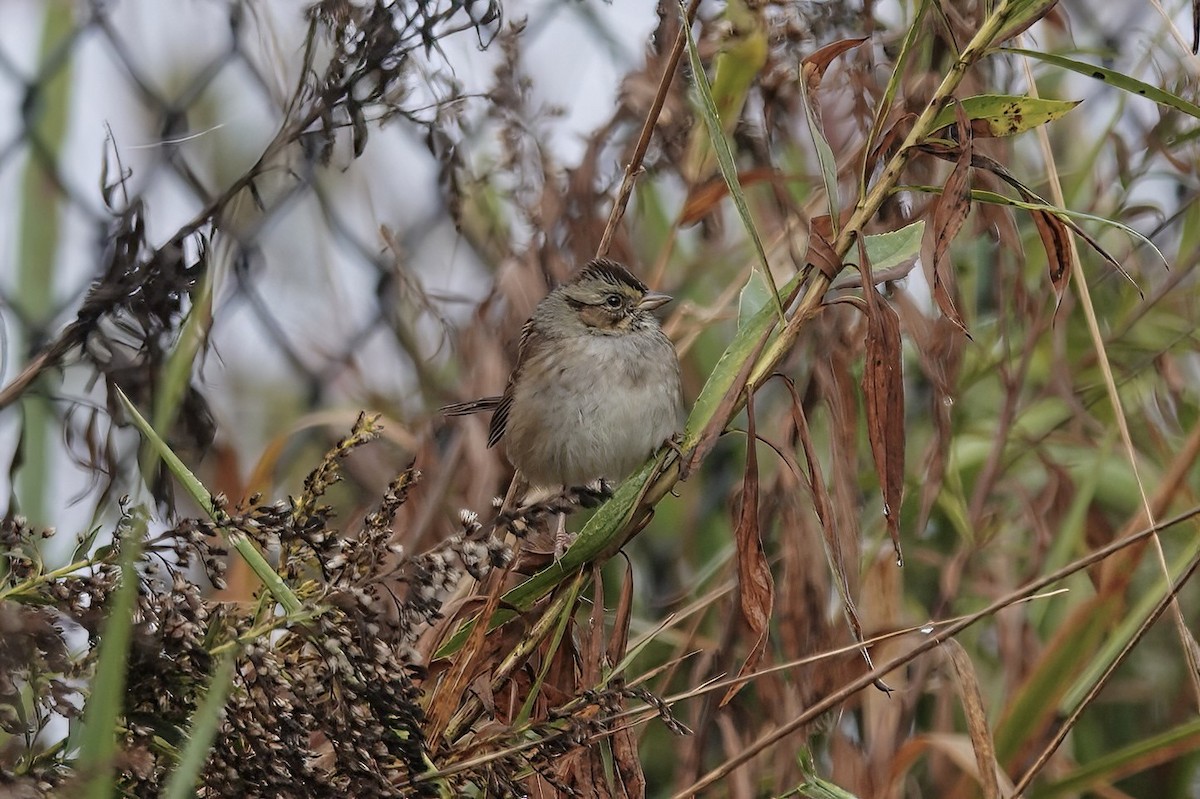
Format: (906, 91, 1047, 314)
(0, 0, 519, 528)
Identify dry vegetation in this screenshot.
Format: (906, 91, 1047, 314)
(2, 0, 1200, 796)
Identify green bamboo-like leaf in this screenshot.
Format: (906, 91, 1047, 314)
(1060, 535, 1200, 712)
(14, 0, 74, 525)
(1032, 716, 1200, 798)
(77, 507, 148, 799)
(681, 2, 784, 322)
(844, 220, 927, 271)
(682, 0, 768, 180)
(117, 387, 215, 516)
(800, 76, 842, 234)
(993, 594, 1116, 764)
(162, 649, 236, 799)
(115, 387, 302, 615)
(927, 95, 1080, 137)
(737, 269, 772, 327)
(515, 574, 585, 725)
(683, 272, 802, 449)
(996, 0, 1060, 42)
(901, 185, 1168, 267)
(1003, 47, 1200, 120)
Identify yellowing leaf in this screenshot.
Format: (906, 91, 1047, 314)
(928, 94, 1079, 138)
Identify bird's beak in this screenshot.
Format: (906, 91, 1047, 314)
(638, 291, 673, 312)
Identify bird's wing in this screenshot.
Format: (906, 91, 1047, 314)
(488, 316, 541, 448)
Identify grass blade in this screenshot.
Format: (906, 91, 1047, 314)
(1003, 47, 1200, 119)
(681, 2, 784, 322)
(162, 649, 236, 799)
(77, 507, 148, 799)
(115, 387, 302, 615)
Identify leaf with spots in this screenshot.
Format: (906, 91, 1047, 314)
(927, 94, 1079, 139)
(1002, 48, 1200, 119)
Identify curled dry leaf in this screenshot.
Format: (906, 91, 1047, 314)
(801, 36, 870, 89)
(857, 246, 906, 565)
(919, 144, 1087, 312)
(721, 392, 775, 707)
(804, 214, 843, 279)
(929, 100, 973, 336)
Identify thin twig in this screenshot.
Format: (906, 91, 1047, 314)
(595, 0, 702, 258)
(671, 504, 1200, 798)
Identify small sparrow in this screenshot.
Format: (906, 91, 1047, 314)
(443, 259, 685, 549)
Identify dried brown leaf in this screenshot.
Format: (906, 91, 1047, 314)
(782, 377, 886, 690)
(893, 293, 962, 538)
(611, 721, 647, 798)
(804, 214, 843, 279)
(586, 566, 607, 687)
(929, 101, 973, 335)
(680, 167, 780, 226)
(801, 36, 870, 89)
(721, 393, 774, 706)
(1194, 0, 1200, 53)
(1028, 205, 1073, 310)
(607, 558, 635, 668)
(858, 261, 906, 565)
(943, 640, 1002, 799)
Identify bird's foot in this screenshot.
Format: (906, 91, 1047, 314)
(553, 512, 576, 559)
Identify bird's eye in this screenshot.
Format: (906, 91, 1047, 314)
(604, 294, 623, 309)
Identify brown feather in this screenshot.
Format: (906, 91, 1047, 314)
(488, 316, 539, 448)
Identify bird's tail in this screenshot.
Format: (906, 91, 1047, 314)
(439, 396, 502, 416)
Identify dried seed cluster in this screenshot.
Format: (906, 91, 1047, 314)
(1, 415, 514, 797)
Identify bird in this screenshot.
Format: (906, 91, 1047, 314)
(442, 258, 685, 554)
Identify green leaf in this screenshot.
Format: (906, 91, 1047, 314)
(682, 0, 768, 179)
(1002, 47, 1200, 120)
(737, 268, 772, 328)
(800, 76, 842, 233)
(1060, 535, 1200, 712)
(116, 387, 303, 615)
(78, 507, 148, 799)
(996, 0, 1060, 43)
(993, 594, 1115, 764)
(844, 220, 927, 271)
(163, 649, 236, 799)
(927, 94, 1079, 137)
(681, 2, 784, 322)
(116, 387, 215, 516)
(1033, 716, 1200, 798)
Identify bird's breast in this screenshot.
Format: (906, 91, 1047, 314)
(503, 332, 683, 488)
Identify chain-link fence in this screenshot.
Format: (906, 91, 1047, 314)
(6, 0, 1200, 795)
(0, 0, 530, 528)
